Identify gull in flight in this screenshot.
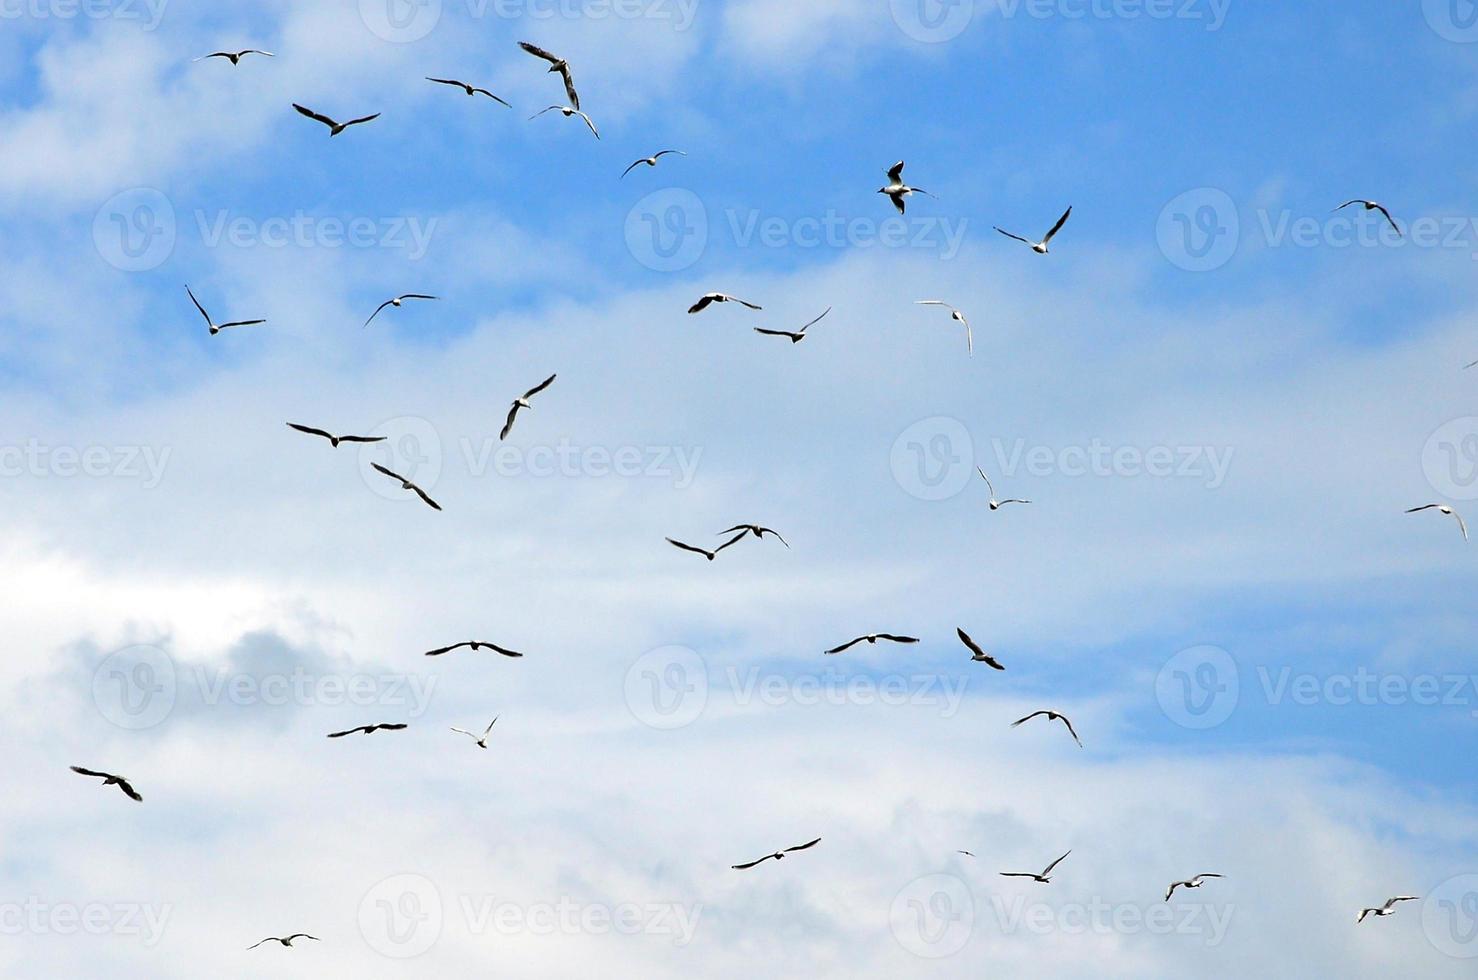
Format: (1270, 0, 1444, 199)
(622, 149, 686, 179)
(424, 641, 524, 659)
(957, 627, 1004, 670)
(915, 300, 972, 355)
(530, 105, 599, 139)
(755, 307, 830, 344)
(1334, 199, 1401, 236)
(996, 206, 1073, 254)
(1000, 851, 1071, 884)
(518, 42, 581, 109)
(500, 374, 557, 441)
(451, 717, 499, 748)
(688, 293, 762, 315)
(957, 850, 976, 858)
(1406, 504, 1468, 540)
(732, 838, 822, 870)
(70, 766, 142, 802)
(824, 633, 920, 655)
(1011, 710, 1082, 747)
(978, 468, 1031, 510)
(371, 463, 442, 511)
(1357, 896, 1419, 923)
(425, 77, 510, 106)
(1464, 358, 1477, 370)
(326, 723, 408, 738)
(719, 524, 789, 548)
(292, 103, 380, 136)
(364, 293, 438, 328)
(186, 285, 264, 336)
(878, 161, 935, 215)
(195, 49, 274, 65)
(247, 934, 318, 950)
(286, 424, 385, 449)
(1165, 874, 1223, 901)
(666, 533, 746, 562)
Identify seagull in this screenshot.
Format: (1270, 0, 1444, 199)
(1165, 874, 1224, 902)
(956, 627, 1004, 670)
(996, 206, 1073, 254)
(878, 160, 935, 215)
(824, 633, 920, 655)
(450, 717, 499, 748)
(957, 850, 976, 858)
(1465, 358, 1478, 370)
(731, 838, 822, 870)
(1357, 896, 1419, 923)
(1001, 851, 1071, 884)
(365, 294, 438, 328)
(370, 463, 442, 511)
(666, 533, 746, 562)
(425, 77, 510, 106)
(754, 307, 830, 344)
(424, 641, 524, 659)
(247, 934, 319, 950)
(1335, 200, 1401, 237)
(719, 524, 789, 548)
(622, 150, 687, 179)
(518, 42, 581, 109)
(70, 766, 142, 802)
(915, 300, 972, 355)
(688, 293, 762, 315)
(292, 104, 380, 136)
(194, 49, 274, 65)
(1011, 710, 1082, 747)
(500, 374, 557, 441)
(326, 723, 408, 738)
(286, 424, 385, 449)
(186, 285, 264, 336)
(530, 105, 599, 139)
(978, 468, 1031, 510)
(1407, 504, 1468, 540)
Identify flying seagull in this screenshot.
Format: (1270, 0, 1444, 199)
(247, 935, 319, 950)
(530, 105, 599, 139)
(195, 49, 274, 65)
(70, 766, 142, 802)
(688, 293, 762, 315)
(915, 300, 972, 355)
(1464, 358, 1477, 370)
(424, 641, 524, 659)
(500, 374, 557, 441)
(719, 524, 789, 548)
(824, 633, 921, 655)
(957, 850, 976, 858)
(1334, 199, 1401, 236)
(754, 307, 830, 344)
(1165, 874, 1223, 902)
(666, 533, 746, 562)
(1000, 851, 1071, 884)
(186, 285, 264, 336)
(1406, 504, 1467, 540)
(518, 42, 581, 109)
(1011, 710, 1082, 747)
(622, 149, 687, 179)
(286, 423, 385, 448)
(996, 206, 1073, 254)
(370, 463, 442, 511)
(878, 160, 935, 215)
(364, 293, 438, 328)
(957, 627, 1004, 670)
(1357, 896, 1419, 923)
(326, 723, 408, 738)
(425, 77, 510, 106)
(450, 717, 499, 748)
(732, 838, 822, 870)
(292, 103, 380, 136)
(978, 468, 1031, 510)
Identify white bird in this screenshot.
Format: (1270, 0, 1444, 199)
(518, 42, 581, 109)
(425, 77, 510, 106)
(754, 307, 829, 344)
(622, 150, 686, 179)
(996, 206, 1072, 254)
(916, 300, 972, 355)
(292, 104, 380, 136)
(1334, 199, 1401, 237)
(1407, 504, 1468, 541)
(1000, 851, 1071, 884)
(1165, 874, 1223, 902)
(500, 374, 557, 441)
(194, 49, 274, 65)
(364, 294, 438, 328)
(978, 468, 1031, 510)
(450, 717, 499, 748)
(530, 105, 599, 139)
(688, 293, 762, 315)
(247, 934, 318, 950)
(1011, 710, 1082, 747)
(186, 285, 264, 336)
(1357, 896, 1419, 923)
(878, 161, 935, 215)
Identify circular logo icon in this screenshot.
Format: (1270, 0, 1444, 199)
(890, 0, 976, 43)
(1156, 645, 1239, 730)
(92, 645, 177, 730)
(93, 188, 176, 272)
(359, 873, 442, 958)
(891, 417, 974, 501)
(1424, 874, 1478, 958)
(359, 0, 442, 42)
(625, 189, 708, 272)
(624, 646, 708, 730)
(891, 873, 974, 958)
(1157, 188, 1239, 272)
(1422, 417, 1478, 502)
(1424, 0, 1478, 43)
(359, 416, 443, 504)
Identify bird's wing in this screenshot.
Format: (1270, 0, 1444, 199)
(654, 149, 686, 160)
(1059, 715, 1083, 746)
(995, 227, 1033, 245)
(762, 528, 790, 548)
(1166, 883, 1181, 901)
(344, 114, 381, 128)
(731, 854, 776, 870)
(825, 637, 864, 655)
(483, 717, 499, 734)
(976, 467, 997, 497)
(887, 161, 905, 182)
(372, 462, 406, 482)
(524, 373, 557, 398)
(195, 53, 230, 61)
(957, 628, 986, 658)
(800, 307, 831, 332)
(475, 90, 511, 107)
(915, 299, 950, 308)
(999, 872, 1037, 878)
(379, 724, 409, 731)
(336, 435, 386, 444)
(965, 320, 973, 354)
(401, 294, 438, 302)
(287, 934, 318, 942)
(713, 531, 748, 554)
(1356, 909, 1373, 923)
(558, 66, 580, 110)
(116, 778, 142, 801)
(287, 423, 333, 441)
(576, 111, 599, 138)
(450, 728, 475, 737)
(889, 193, 906, 215)
(1406, 504, 1440, 514)
(529, 106, 561, 120)
(1334, 200, 1362, 212)
(878, 634, 920, 644)
(364, 300, 395, 327)
(688, 296, 714, 314)
(621, 159, 645, 179)
(717, 525, 749, 536)
(246, 939, 272, 950)
(1374, 204, 1401, 236)
(490, 645, 524, 658)
(1011, 711, 1048, 727)
(293, 104, 337, 128)
(71, 766, 108, 778)
(735, 298, 762, 310)
(1043, 206, 1073, 243)
(784, 838, 822, 854)
(1042, 851, 1071, 876)
(1457, 513, 1469, 540)
(426, 77, 461, 87)
(1389, 896, 1419, 905)
(753, 328, 796, 338)
(326, 728, 360, 738)
(410, 484, 442, 511)
(216, 319, 266, 329)
(185, 286, 212, 325)
(666, 538, 711, 558)
(500, 403, 522, 441)
(519, 41, 563, 64)
(245, 50, 275, 57)
(424, 643, 467, 657)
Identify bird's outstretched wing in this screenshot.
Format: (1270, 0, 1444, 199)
(1043, 206, 1072, 243)
(425, 643, 470, 657)
(342, 114, 381, 130)
(1058, 715, 1083, 747)
(877, 634, 920, 644)
(1041, 851, 1071, 876)
(185, 286, 212, 325)
(115, 778, 142, 801)
(519, 41, 563, 64)
(995, 227, 1033, 245)
(731, 854, 778, 870)
(409, 484, 442, 511)
(784, 838, 822, 854)
(688, 295, 716, 314)
(621, 159, 646, 179)
(364, 300, 395, 327)
(293, 104, 338, 128)
(575, 110, 599, 138)
(666, 537, 715, 560)
(1372, 204, 1401, 236)
(1011, 711, 1048, 728)
(287, 423, 333, 441)
(500, 404, 522, 441)
(488, 644, 524, 658)
(71, 766, 108, 778)
(887, 161, 905, 182)
(824, 637, 865, 655)
(523, 374, 557, 399)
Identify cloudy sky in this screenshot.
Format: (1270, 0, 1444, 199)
(4, 0, 1478, 976)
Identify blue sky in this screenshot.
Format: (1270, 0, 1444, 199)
(3, 0, 1478, 977)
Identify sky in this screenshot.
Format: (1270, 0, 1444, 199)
(3, 0, 1478, 976)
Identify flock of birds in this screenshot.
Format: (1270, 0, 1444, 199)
(61, 32, 1458, 957)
